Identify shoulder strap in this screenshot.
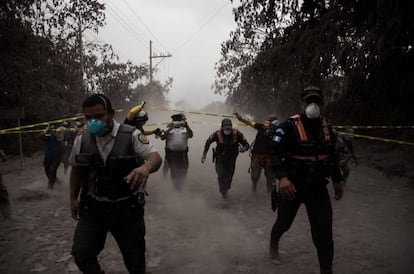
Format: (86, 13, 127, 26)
(216, 130, 223, 144)
(80, 130, 98, 154)
(112, 124, 135, 155)
(321, 117, 331, 141)
(289, 114, 307, 141)
(232, 128, 238, 144)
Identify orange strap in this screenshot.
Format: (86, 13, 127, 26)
(217, 129, 238, 144)
(290, 114, 307, 141)
(322, 118, 331, 141)
(291, 114, 331, 141)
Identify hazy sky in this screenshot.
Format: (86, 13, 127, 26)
(91, 0, 238, 109)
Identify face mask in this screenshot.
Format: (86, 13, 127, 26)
(173, 121, 183, 128)
(87, 119, 108, 136)
(305, 102, 320, 119)
(222, 129, 232, 135)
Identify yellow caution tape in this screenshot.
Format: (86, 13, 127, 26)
(0, 115, 84, 133)
(1, 127, 85, 135)
(145, 121, 247, 127)
(334, 125, 414, 129)
(337, 131, 414, 146)
(148, 106, 235, 118)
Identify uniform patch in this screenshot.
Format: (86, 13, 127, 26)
(272, 135, 282, 142)
(138, 133, 149, 144)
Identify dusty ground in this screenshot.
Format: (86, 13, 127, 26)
(1, 111, 414, 274)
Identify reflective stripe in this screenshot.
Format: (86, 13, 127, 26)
(290, 114, 307, 141)
(290, 114, 331, 141)
(289, 154, 328, 161)
(322, 118, 331, 141)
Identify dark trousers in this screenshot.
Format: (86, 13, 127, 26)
(0, 174, 10, 218)
(215, 155, 237, 195)
(72, 200, 145, 274)
(43, 157, 60, 188)
(164, 150, 189, 190)
(270, 185, 333, 273)
(250, 153, 276, 193)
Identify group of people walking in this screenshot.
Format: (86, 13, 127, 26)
(1, 85, 356, 273)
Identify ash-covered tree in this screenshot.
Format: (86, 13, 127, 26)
(215, 0, 414, 125)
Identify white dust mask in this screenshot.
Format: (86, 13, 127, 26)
(223, 129, 232, 135)
(305, 102, 320, 119)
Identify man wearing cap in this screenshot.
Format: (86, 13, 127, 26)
(39, 124, 64, 190)
(161, 113, 193, 190)
(234, 112, 280, 194)
(268, 85, 343, 274)
(201, 118, 249, 200)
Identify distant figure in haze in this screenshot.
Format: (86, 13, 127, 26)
(39, 124, 63, 190)
(0, 144, 10, 219)
(161, 113, 193, 190)
(235, 112, 279, 194)
(335, 131, 358, 185)
(201, 118, 249, 201)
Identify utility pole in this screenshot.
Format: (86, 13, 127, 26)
(77, 0, 84, 96)
(149, 40, 172, 84)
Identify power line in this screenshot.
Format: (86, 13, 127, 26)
(84, 29, 135, 62)
(120, 0, 170, 53)
(105, 2, 149, 49)
(173, 0, 230, 54)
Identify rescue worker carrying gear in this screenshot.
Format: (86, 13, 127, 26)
(268, 85, 343, 274)
(235, 112, 280, 194)
(201, 118, 249, 201)
(161, 113, 193, 190)
(124, 101, 164, 138)
(69, 94, 162, 274)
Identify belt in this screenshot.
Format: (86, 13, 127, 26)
(83, 193, 145, 209)
(288, 154, 328, 161)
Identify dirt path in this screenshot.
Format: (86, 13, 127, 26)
(1, 115, 413, 274)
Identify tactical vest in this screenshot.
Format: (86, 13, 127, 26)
(215, 129, 239, 155)
(216, 128, 238, 144)
(286, 114, 336, 181)
(76, 124, 144, 200)
(288, 114, 334, 161)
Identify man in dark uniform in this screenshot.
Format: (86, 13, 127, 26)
(39, 124, 63, 189)
(235, 112, 279, 193)
(268, 86, 343, 274)
(201, 118, 249, 200)
(69, 94, 162, 274)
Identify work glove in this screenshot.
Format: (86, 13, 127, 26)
(153, 128, 161, 135)
(127, 101, 145, 121)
